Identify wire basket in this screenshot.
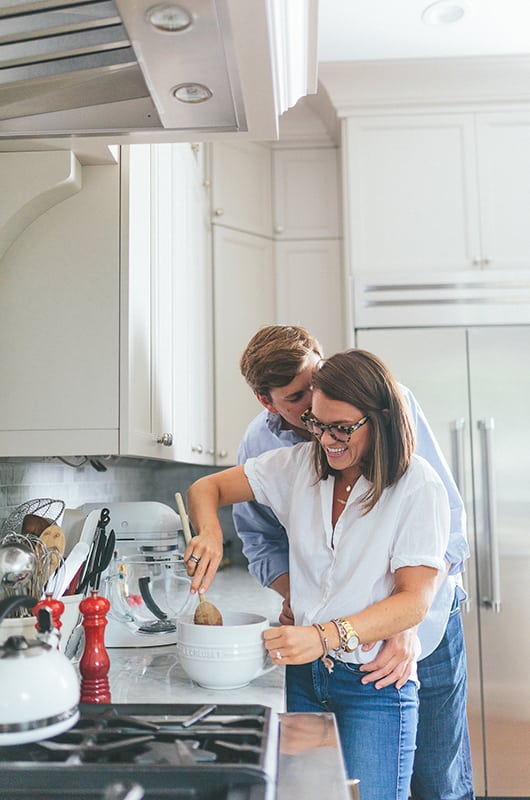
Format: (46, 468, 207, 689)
(0, 498, 65, 539)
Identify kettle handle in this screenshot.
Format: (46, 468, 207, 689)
(0, 595, 38, 624)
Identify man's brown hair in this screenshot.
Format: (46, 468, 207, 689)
(240, 325, 323, 397)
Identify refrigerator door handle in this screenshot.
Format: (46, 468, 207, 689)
(450, 418, 470, 612)
(478, 418, 501, 612)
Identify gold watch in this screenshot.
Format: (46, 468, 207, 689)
(332, 617, 360, 653)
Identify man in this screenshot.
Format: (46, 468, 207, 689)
(233, 324, 475, 800)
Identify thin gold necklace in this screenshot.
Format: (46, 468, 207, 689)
(336, 483, 352, 506)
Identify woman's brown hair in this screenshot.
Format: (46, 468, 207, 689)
(310, 349, 415, 513)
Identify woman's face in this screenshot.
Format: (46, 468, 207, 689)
(310, 389, 371, 473)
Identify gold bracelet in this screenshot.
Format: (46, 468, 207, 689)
(312, 623, 334, 673)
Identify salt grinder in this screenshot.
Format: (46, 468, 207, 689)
(79, 590, 111, 703)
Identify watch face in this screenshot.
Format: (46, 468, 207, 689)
(346, 634, 359, 651)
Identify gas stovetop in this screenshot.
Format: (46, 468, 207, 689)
(0, 703, 279, 800)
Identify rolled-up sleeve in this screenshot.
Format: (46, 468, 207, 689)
(400, 384, 470, 574)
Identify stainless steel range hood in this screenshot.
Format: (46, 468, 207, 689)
(0, 0, 318, 144)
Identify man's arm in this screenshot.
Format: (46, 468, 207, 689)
(232, 499, 290, 587)
(401, 384, 470, 572)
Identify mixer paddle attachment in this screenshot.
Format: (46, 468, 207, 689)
(137, 576, 176, 634)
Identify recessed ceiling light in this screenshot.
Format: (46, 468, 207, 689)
(422, 0, 468, 26)
(172, 83, 212, 103)
(146, 3, 193, 33)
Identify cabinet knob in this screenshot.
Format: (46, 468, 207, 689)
(274, 225, 284, 234)
(214, 208, 224, 217)
(191, 444, 204, 454)
(218, 450, 228, 459)
(157, 433, 173, 447)
(472, 258, 482, 266)
(482, 258, 491, 266)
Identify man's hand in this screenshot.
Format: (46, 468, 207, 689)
(359, 628, 420, 689)
(279, 596, 294, 625)
(269, 573, 294, 625)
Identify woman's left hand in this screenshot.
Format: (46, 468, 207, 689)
(263, 624, 322, 665)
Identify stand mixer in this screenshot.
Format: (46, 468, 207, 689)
(75, 502, 193, 648)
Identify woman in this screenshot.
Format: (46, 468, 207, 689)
(184, 349, 450, 800)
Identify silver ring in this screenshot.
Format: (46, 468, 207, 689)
(188, 554, 200, 565)
(275, 650, 282, 660)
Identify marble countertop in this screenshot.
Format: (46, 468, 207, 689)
(95, 567, 350, 800)
(107, 566, 286, 710)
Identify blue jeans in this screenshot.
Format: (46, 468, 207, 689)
(286, 657, 418, 800)
(411, 593, 475, 800)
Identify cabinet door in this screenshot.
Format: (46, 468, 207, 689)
(476, 112, 530, 270)
(213, 227, 274, 465)
(275, 239, 345, 355)
(171, 144, 215, 465)
(121, 145, 176, 460)
(272, 148, 340, 239)
(210, 142, 272, 237)
(345, 114, 481, 273)
(0, 162, 120, 457)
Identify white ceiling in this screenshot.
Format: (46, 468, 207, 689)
(317, 0, 530, 62)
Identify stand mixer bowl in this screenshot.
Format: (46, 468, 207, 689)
(104, 555, 193, 640)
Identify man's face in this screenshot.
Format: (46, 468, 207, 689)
(258, 353, 320, 432)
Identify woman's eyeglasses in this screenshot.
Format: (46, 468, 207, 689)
(300, 409, 370, 443)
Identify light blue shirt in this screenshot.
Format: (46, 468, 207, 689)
(233, 384, 470, 658)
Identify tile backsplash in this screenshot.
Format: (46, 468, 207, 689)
(0, 456, 244, 565)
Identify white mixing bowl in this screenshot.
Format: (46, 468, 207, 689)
(176, 611, 275, 689)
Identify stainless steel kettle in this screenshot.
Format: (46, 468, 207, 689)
(0, 595, 80, 745)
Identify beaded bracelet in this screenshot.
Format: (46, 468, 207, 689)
(312, 623, 334, 674)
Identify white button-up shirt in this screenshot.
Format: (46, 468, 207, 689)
(244, 442, 450, 663)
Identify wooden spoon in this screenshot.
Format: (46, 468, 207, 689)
(174, 492, 223, 626)
(40, 524, 66, 576)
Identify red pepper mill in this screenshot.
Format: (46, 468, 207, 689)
(79, 590, 111, 704)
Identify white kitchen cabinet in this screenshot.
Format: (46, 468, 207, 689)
(0, 157, 121, 457)
(212, 226, 274, 466)
(209, 142, 272, 237)
(122, 143, 214, 464)
(272, 147, 340, 239)
(169, 144, 215, 465)
(345, 111, 530, 275)
(0, 144, 212, 462)
(275, 239, 344, 356)
(272, 146, 345, 355)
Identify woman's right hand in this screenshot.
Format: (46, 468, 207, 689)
(183, 527, 223, 594)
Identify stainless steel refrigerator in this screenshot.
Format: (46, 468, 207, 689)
(356, 325, 530, 797)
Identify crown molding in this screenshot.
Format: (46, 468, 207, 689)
(319, 55, 530, 114)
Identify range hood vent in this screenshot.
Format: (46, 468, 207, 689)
(0, 0, 318, 143)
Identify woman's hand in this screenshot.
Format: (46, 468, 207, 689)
(184, 528, 223, 594)
(359, 628, 420, 689)
(263, 624, 322, 665)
